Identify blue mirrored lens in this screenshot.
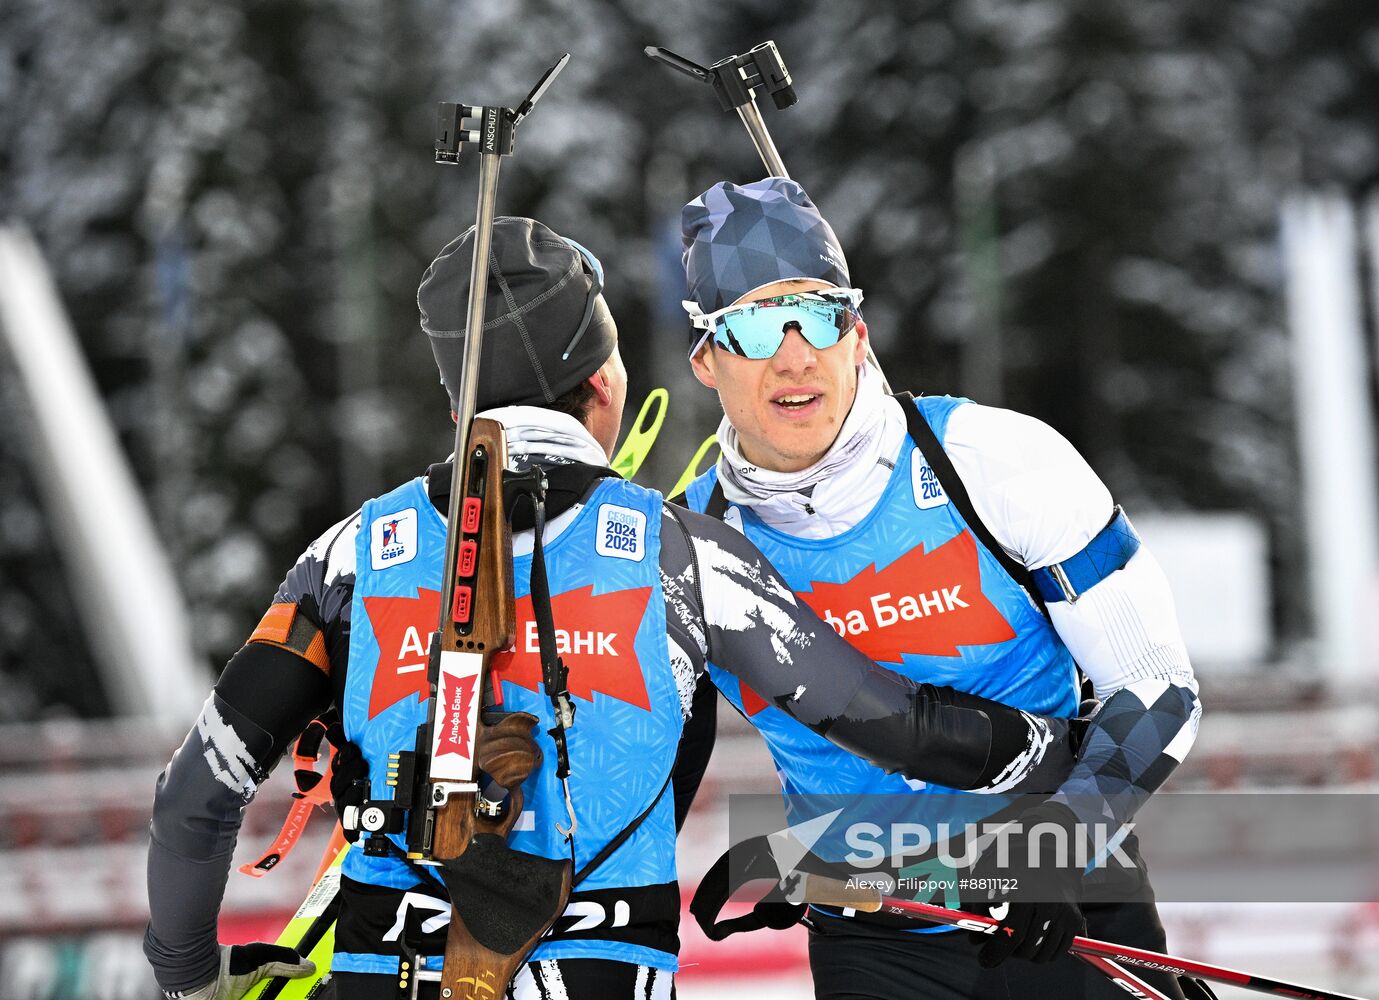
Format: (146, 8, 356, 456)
(712, 299, 856, 359)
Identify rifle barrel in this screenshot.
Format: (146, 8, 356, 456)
(735, 100, 790, 180)
(438, 149, 503, 637)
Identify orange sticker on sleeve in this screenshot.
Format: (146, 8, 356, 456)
(248, 602, 330, 676)
(250, 602, 297, 645)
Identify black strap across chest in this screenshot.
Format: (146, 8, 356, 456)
(893, 393, 1049, 619)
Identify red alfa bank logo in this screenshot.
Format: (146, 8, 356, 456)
(799, 531, 1014, 663)
(740, 533, 1014, 716)
(492, 585, 653, 711)
(362, 589, 441, 719)
(429, 652, 483, 782)
(435, 663, 478, 761)
(363, 585, 655, 719)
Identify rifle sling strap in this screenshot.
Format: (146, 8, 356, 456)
(572, 768, 673, 887)
(503, 462, 671, 883)
(504, 467, 579, 792)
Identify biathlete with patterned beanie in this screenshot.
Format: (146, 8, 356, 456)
(674, 177, 1204, 1000)
(142, 216, 1092, 1000)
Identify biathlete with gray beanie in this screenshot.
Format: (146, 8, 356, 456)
(143, 216, 1090, 1000)
(674, 177, 1204, 999)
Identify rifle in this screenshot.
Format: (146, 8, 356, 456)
(247, 59, 575, 1000)
(424, 55, 576, 1000)
(343, 55, 576, 1000)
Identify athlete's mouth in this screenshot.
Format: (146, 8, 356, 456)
(771, 391, 821, 412)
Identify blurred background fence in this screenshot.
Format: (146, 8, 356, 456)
(2, 0, 1378, 996)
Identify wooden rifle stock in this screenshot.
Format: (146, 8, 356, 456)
(426, 418, 573, 1000)
(430, 418, 515, 861)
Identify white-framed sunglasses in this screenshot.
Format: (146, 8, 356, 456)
(684, 287, 865, 360)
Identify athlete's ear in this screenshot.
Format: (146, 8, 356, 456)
(689, 345, 718, 390)
(851, 320, 869, 367)
(450, 410, 458, 425)
(588, 368, 614, 407)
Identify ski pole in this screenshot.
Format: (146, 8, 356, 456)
(646, 41, 892, 393)
(1076, 950, 1179, 1000)
(856, 894, 1371, 1000)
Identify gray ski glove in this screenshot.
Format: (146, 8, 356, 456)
(163, 943, 314, 1000)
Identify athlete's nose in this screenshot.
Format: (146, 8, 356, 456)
(772, 328, 818, 375)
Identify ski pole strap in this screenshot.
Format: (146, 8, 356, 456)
(291, 719, 334, 799)
(238, 720, 336, 878)
(893, 392, 1050, 620)
(689, 836, 806, 940)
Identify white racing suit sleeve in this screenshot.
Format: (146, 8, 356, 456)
(945, 402, 1202, 828)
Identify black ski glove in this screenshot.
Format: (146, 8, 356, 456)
(962, 799, 1086, 967)
(327, 729, 369, 841)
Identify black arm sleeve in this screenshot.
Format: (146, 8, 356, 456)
(820, 665, 1069, 791)
(665, 503, 1069, 792)
(672, 673, 719, 830)
(215, 642, 333, 764)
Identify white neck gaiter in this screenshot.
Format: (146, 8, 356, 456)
(458, 406, 608, 554)
(474, 405, 608, 468)
(715, 364, 902, 537)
